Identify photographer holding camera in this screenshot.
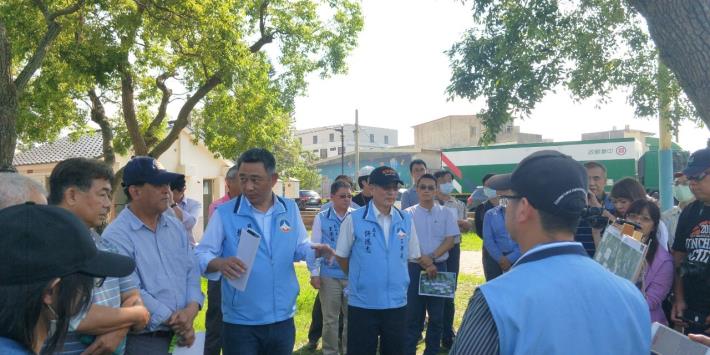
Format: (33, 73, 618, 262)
(672, 148, 710, 335)
(574, 162, 616, 256)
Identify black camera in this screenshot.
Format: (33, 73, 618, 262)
(580, 207, 608, 229)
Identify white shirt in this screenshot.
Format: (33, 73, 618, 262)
(309, 208, 352, 276)
(335, 205, 421, 260)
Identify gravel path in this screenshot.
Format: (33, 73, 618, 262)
(459, 250, 484, 276)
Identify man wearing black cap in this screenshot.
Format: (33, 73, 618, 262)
(450, 150, 650, 354)
(103, 157, 204, 354)
(335, 166, 422, 355)
(671, 148, 710, 334)
(0, 204, 136, 354)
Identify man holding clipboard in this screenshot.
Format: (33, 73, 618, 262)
(195, 148, 335, 354)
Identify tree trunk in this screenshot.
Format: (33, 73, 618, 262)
(631, 0, 710, 129)
(0, 22, 17, 170)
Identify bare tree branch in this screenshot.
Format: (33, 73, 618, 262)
(149, 72, 223, 158)
(120, 65, 148, 155)
(144, 72, 173, 147)
(48, 0, 86, 22)
(250, 0, 273, 53)
(88, 89, 116, 167)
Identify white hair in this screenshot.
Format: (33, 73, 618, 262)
(0, 173, 47, 209)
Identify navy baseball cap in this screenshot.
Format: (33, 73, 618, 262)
(122, 156, 182, 186)
(0, 203, 135, 285)
(488, 150, 588, 217)
(368, 166, 404, 186)
(682, 148, 710, 178)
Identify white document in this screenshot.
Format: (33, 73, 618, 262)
(651, 322, 710, 355)
(226, 227, 261, 291)
(172, 332, 206, 355)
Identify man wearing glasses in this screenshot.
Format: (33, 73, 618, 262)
(336, 166, 422, 355)
(481, 177, 522, 280)
(404, 173, 457, 355)
(307, 180, 356, 355)
(451, 150, 649, 354)
(671, 147, 710, 335)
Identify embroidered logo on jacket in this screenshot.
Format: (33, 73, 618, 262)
(280, 219, 291, 233)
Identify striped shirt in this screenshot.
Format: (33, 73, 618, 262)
(57, 231, 137, 355)
(449, 289, 500, 354)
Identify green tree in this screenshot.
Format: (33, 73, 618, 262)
(447, 0, 703, 143)
(1, 0, 363, 176)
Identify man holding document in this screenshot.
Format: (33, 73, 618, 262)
(195, 148, 335, 354)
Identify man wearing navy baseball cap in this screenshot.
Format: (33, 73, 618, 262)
(335, 166, 422, 354)
(103, 157, 203, 354)
(671, 147, 710, 335)
(451, 150, 650, 354)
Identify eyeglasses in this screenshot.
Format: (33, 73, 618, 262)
(417, 185, 436, 191)
(688, 171, 710, 182)
(95, 277, 106, 288)
(498, 195, 522, 208)
(336, 194, 353, 199)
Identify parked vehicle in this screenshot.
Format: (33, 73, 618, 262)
(298, 190, 322, 210)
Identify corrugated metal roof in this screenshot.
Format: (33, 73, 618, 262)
(13, 133, 103, 166)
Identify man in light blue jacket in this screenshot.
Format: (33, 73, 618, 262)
(196, 148, 333, 354)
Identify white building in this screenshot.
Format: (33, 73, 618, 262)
(295, 124, 398, 160)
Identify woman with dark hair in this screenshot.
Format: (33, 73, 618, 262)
(610, 177, 648, 218)
(0, 204, 135, 354)
(625, 199, 674, 325)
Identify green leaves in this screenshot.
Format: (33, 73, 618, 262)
(447, 0, 699, 144)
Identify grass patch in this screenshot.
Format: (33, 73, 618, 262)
(193, 265, 485, 355)
(460, 232, 483, 251)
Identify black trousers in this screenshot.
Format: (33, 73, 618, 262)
(442, 243, 461, 343)
(308, 292, 323, 343)
(482, 247, 503, 281)
(347, 305, 406, 355)
(204, 280, 223, 355)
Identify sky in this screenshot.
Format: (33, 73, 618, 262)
(292, 0, 708, 152)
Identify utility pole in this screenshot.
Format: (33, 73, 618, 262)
(334, 125, 345, 175)
(354, 109, 360, 181)
(658, 59, 673, 212)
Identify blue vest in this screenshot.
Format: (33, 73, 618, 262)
(348, 201, 412, 309)
(480, 243, 651, 355)
(317, 207, 352, 280)
(217, 195, 301, 325)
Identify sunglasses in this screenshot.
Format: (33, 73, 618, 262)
(417, 185, 436, 191)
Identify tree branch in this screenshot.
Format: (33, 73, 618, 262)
(144, 72, 173, 147)
(249, 0, 273, 53)
(88, 89, 116, 167)
(15, 0, 86, 94)
(148, 72, 223, 158)
(120, 65, 148, 155)
(0, 21, 19, 169)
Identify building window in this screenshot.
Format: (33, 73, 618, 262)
(384, 135, 389, 144)
(313, 135, 318, 144)
(470, 126, 477, 138)
(369, 134, 375, 143)
(320, 148, 328, 159)
(329, 133, 335, 142)
(313, 149, 318, 153)
(505, 125, 513, 134)
(330, 147, 337, 151)
(338, 146, 345, 155)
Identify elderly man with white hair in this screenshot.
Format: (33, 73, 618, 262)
(0, 170, 47, 209)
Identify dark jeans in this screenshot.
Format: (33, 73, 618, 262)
(347, 305, 406, 355)
(205, 280, 223, 355)
(406, 262, 447, 355)
(222, 318, 295, 355)
(308, 293, 323, 344)
(442, 243, 460, 344)
(482, 247, 502, 281)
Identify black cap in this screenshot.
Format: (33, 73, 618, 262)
(368, 166, 404, 186)
(682, 148, 710, 178)
(488, 150, 588, 217)
(122, 156, 182, 186)
(0, 204, 136, 285)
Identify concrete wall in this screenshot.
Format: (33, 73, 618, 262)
(414, 115, 542, 149)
